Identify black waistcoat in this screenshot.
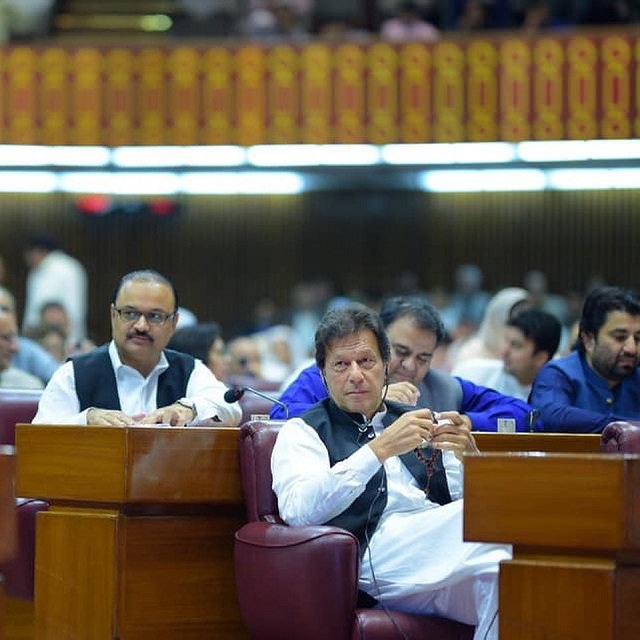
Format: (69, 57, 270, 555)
(302, 398, 452, 556)
(72, 345, 195, 411)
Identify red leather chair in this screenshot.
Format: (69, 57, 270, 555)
(234, 420, 475, 640)
(0, 389, 43, 446)
(601, 421, 640, 453)
(0, 388, 48, 600)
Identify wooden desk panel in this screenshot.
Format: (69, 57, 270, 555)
(16, 426, 248, 640)
(464, 453, 640, 640)
(16, 425, 243, 504)
(464, 453, 640, 550)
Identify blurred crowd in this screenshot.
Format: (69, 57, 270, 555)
(1, 0, 638, 44)
(169, 0, 640, 42)
(163, 265, 604, 396)
(0, 231, 611, 396)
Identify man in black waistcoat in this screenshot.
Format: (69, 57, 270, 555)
(271, 304, 510, 640)
(32, 269, 241, 427)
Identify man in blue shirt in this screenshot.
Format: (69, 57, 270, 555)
(530, 286, 640, 433)
(271, 296, 533, 431)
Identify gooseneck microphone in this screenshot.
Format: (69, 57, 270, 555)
(223, 386, 289, 420)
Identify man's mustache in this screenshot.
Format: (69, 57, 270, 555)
(126, 330, 154, 342)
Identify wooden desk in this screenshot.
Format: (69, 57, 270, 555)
(0, 446, 16, 640)
(475, 431, 602, 453)
(15, 425, 248, 640)
(464, 452, 640, 640)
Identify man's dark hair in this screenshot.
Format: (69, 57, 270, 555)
(39, 300, 67, 315)
(315, 304, 390, 371)
(507, 309, 562, 360)
(168, 322, 222, 363)
(577, 286, 640, 353)
(111, 269, 179, 312)
(379, 295, 446, 345)
(27, 234, 60, 253)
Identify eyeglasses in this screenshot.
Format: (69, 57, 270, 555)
(113, 306, 175, 326)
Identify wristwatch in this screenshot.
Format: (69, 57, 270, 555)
(176, 398, 197, 421)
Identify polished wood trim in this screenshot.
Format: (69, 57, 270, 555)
(15, 425, 243, 504)
(0, 447, 16, 562)
(474, 431, 602, 453)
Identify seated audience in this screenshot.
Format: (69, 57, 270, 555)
(530, 286, 640, 433)
(23, 234, 88, 345)
(37, 300, 95, 357)
(0, 309, 43, 389)
(33, 269, 241, 426)
(271, 304, 510, 638)
(0, 285, 59, 384)
(440, 263, 490, 337)
(271, 295, 534, 431)
(452, 309, 562, 401)
(227, 335, 263, 380)
(448, 286, 529, 368)
(380, 1, 440, 41)
(242, 1, 309, 39)
(523, 269, 571, 327)
(25, 323, 67, 363)
(254, 324, 296, 384)
(168, 321, 230, 382)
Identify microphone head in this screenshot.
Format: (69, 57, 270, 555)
(224, 387, 245, 403)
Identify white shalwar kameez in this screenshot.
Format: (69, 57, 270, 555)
(271, 407, 511, 640)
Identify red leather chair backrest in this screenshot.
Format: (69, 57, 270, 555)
(601, 421, 640, 453)
(239, 420, 286, 524)
(0, 389, 42, 446)
(238, 395, 275, 425)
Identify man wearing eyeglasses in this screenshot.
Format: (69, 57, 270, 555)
(32, 269, 242, 426)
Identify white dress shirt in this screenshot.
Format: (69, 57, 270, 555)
(32, 341, 242, 426)
(452, 358, 531, 401)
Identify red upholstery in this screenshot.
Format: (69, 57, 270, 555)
(235, 420, 475, 640)
(0, 389, 43, 446)
(238, 394, 275, 426)
(1, 498, 47, 599)
(601, 421, 640, 453)
(0, 388, 49, 600)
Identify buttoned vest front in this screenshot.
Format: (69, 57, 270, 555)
(72, 345, 195, 411)
(302, 398, 452, 555)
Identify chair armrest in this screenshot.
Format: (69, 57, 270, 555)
(235, 521, 360, 640)
(0, 498, 48, 600)
(601, 421, 640, 453)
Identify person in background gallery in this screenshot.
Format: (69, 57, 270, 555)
(0, 308, 43, 389)
(22, 234, 88, 345)
(452, 309, 562, 401)
(447, 286, 530, 369)
(168, 321, 230, 382)
(380, 1, 440, 41)
(0, 285, 59, 384)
